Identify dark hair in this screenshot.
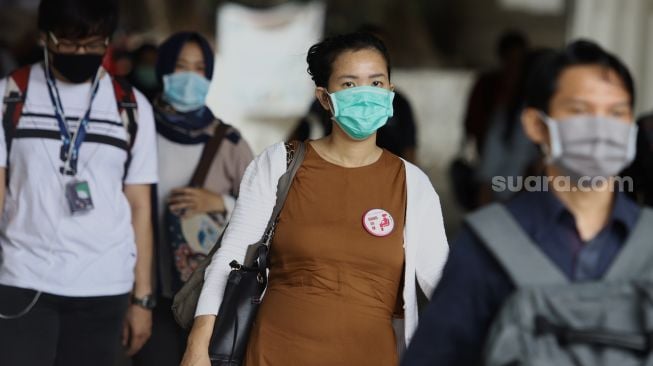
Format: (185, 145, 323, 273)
(38, 0, 118, 39)
(155, 32, 215, 83)
(524, 39, 635, 113)
(133, 43, 158, 62)
(497, 30, 528, 59)
(306, 32, 391, 88)
(357, 24, 387, 40)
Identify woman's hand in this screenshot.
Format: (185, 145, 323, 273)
(168, 188, 225, 218)
(180, 346, 211, 366)
(180, 315, 216, 366)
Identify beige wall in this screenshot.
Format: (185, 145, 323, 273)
(568, 0, 653, 114)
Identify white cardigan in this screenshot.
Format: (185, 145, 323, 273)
(196, 142, 449, 347)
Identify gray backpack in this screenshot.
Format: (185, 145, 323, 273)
(466, 203, 653, 366)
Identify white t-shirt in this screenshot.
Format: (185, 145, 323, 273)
(0, 63, 158, 297)
(156, 135, 203, 227)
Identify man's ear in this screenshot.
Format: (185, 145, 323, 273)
(522, 107, 549, 145)
(315, 87, 332, 113)
(390, 83, 395, 92)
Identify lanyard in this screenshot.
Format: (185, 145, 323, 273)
(44, 64, 102, 176)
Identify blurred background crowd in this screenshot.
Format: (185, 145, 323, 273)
(2, 0, 653, 365)
(2, 0, 651, 233)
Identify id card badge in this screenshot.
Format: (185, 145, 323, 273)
(65, 180, 94, 215)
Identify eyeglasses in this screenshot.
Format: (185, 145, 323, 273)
(49, 32, 109, 54)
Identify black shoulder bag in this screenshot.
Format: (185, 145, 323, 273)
(208, 141, 306, 366)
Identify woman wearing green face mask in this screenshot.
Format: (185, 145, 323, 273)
(182, 32, 449, 366)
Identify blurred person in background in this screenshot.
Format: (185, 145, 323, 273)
(131, 31, 253, 366)
(0, 39, 17, 78)
(464, 30, 529, 158)
(0, 0, 158, 365)
(128, 42, 159, 101)
(457, 30, 537, 208)
(181, 31, 449, 366)
(108, 47, 135, 77)
(290, 25, 419, 163)
(403, 40, 647, 365)
(623, 112, 653, 206)
(11, 31, 43, 68)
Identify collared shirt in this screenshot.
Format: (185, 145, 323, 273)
(402, 189, 641, 366)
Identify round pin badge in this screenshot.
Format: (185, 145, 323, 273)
(362, 209, 395, 237)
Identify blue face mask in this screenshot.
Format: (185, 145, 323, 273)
(162, 72, 210, 112)
(328, 86, 395, 140)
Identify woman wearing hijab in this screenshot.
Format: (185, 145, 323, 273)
(132, 32, 253, 366)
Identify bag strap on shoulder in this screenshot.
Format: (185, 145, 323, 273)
(262, 141, 306, 246)
(605, 207, 653, 280)
(2, 66, 30, 167)
(465, 203, 568, 287)
(206, 141, 306, 264)
(189, 122, 230, 187)
(111, 76, 138, 180)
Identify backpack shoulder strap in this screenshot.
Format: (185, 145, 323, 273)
(2, 66, 31, 157)
(111, 76, 138, 180)
(465, 203, 569, 287)
(605, 207, 653, 280)
(189, 121, 230, 187)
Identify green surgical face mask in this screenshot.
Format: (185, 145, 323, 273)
(328, 86, 395, 140)
(134, 66, 158, 89)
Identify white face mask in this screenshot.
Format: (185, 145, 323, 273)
(541, 113, 638, 180)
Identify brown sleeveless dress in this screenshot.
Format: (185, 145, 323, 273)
(244, 143, 406, 366)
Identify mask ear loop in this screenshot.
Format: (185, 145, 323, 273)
(325, 89, 338, 117)
(319, 89, 339, 125)
(538, 112, 562, 164)
(43, 43, 51, 78)
(625, 122, 639, 163)
(43, 32, 60, 79)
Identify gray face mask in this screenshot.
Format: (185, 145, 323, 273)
(541, 113, 638, 180)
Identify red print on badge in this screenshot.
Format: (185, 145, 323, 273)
(363, 209, 395, 237)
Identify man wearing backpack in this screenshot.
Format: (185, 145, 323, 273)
(403, 40, 653, 366)
(0, 1, 158, 365)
